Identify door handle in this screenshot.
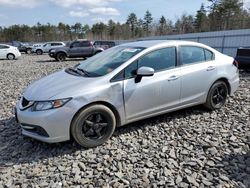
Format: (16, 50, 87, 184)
(168, 75, 179, 81)
(207, 66, 215, 71)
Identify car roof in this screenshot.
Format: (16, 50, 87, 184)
(0, 44, 10, 47)
(119, 40, 204, 48)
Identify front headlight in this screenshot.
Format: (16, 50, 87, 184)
(32, 98, 71, 111)
(50, 50, 55, 53)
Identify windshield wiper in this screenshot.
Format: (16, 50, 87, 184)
(76, 68, 91, 77)
(66, 67, 85, 76)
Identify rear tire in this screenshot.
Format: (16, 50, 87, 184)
(56, 52, 66, 62)
(36, 49, 43, 55)
(7, 53, 15, 60)
(71, 105, 116, 148)
(204, 81, 228, 111)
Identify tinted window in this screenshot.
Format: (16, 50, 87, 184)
(0, 45, 9, 49)
(180, 46, 206, 65)
(205, 49, 214, 61)
(94, 41, 101, 45)
(71, 42, 80, 48)
(79, 41, 91, 47)
(237, 49, 250, 57)
(51, 43, 62, 46)
(138, 47, 176, 72)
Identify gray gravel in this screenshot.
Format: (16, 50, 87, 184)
(0, 54, 249, 188)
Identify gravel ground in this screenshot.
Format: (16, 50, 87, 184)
(0, 54, 249, 188)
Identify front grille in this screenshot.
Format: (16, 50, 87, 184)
(22, 97, 29, 107)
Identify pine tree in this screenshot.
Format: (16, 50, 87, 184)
(126, 13, 138, 38)
(194, 4, 209, 32)
(143, 10, 153, 36)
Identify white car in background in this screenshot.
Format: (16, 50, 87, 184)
(0, 44, 21, 60)
(32, 42, 65, 55)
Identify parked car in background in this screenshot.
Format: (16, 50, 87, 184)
(15, 40, 239, 148)
(12, 41, 33, 54)
(32, 42, 65, 55)
(49, 40, 104, 61)
(32, 43, 44, 48)
(0, 44, 21, 60)
(235, 48, 250, 70)
(93, 40, 115, 50)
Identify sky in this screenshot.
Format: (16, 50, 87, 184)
(0, 0, 250, 27)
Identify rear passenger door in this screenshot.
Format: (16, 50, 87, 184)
(78, 41, 93, 56)
(179, 46, 216, 105)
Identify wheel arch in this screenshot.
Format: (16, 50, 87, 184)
(56, 51, 68, 57)
(6, 53, 15, 59)
(214, 77, 231, 95)
(69, 101, 121, 139)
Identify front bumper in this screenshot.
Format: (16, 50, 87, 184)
(15, 101, 77, 143)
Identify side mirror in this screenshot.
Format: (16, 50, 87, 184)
(137, 66, 154, 77)
(70, 45, 73, 48)
(135, 66, 154, 83)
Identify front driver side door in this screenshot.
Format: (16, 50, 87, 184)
(123, 47, 181, 122)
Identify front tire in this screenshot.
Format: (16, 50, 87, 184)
(71, 105, 116, 148)
(7, 53, 15, 60)
(36, 49, 43, 55)
(204, 81, 228, 111)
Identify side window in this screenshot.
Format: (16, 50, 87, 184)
(205, 49, 214, 61)
(138, 47, 176, 72)
(180, 46, 206, 65)
(125, 61, 138, 79)
(80, 41, 91, 47)
(51, 43, 62, 46)
(71, 42, 80, 48)
(0, 45, 9, 49)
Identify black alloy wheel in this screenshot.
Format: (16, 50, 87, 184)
(204, 81, 228, 110)
(71, 105, 116, 148)
(82, 113, 108, 139)
(211, 85, 227, 108)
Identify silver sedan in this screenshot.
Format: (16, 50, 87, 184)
(15, 40, 239, 147)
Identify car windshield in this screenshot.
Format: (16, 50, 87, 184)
(76, 46, 145, 76)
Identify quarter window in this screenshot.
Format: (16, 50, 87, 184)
(138, 47, 176, 72)
(205, 49, 214, 61)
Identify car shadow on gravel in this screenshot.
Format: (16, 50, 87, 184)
(0, 117, 82, 168)
(0, 105, 249, 187)
(0, 105, 209, 167)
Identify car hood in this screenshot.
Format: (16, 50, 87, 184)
(23, 70, 99, 101)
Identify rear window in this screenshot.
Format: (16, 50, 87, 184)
(237, 49, 250, 57)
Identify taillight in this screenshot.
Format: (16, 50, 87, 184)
(233, 60, 239, 68)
